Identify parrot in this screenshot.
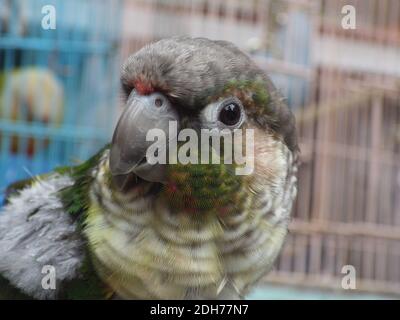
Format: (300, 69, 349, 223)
(0, 37, 298, 300)
(0, 67, 64, 156)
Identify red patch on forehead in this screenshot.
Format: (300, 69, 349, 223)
(134, 79, 154, 95)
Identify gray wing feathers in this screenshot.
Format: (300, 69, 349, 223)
(0, 174, 85, 299)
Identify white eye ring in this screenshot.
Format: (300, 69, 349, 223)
(200, 97, 245, 130)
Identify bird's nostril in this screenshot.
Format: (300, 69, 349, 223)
(154, 98, 163, 107)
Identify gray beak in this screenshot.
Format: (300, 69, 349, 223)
(109, 92, 179, 188)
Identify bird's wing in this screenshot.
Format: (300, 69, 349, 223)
(3, 175, 48, 205)
(0, 145, 111, 299)
(0, 173, 87, 299)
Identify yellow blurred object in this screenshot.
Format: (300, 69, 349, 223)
(0, 68, 64, 155)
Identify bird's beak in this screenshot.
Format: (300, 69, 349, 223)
(109, 92, 179, 189)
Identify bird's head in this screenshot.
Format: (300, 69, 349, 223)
(109, 37, 298, 215)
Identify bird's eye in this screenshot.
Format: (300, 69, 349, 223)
(218, 102, 242, 126)
(200, 97, 245, 129)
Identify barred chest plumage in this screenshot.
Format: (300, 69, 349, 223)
(84, 149, 297, 299)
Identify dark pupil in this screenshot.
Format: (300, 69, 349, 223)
(219, 103, 241, 126)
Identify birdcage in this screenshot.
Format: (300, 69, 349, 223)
(267, 0, 400, 298)
(120, 0, 400, 298)
(0, 0, 122, 202)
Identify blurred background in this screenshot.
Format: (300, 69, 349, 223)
(0, 0, 399, 299)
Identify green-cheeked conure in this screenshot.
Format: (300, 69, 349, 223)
(0, 37, 298, 299)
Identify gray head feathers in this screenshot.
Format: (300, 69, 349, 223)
(121, 36, 298, 152)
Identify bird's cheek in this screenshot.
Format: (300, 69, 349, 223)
(252, 131, 289, 190)
(161, 162, 245, 215)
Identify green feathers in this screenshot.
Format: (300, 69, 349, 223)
(57, 144, 109, 224)
(163, 151, 244, 214)
(61, 254, 112, 300)
(219, 79, 270, 109)
(55, 145, 112, 299)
